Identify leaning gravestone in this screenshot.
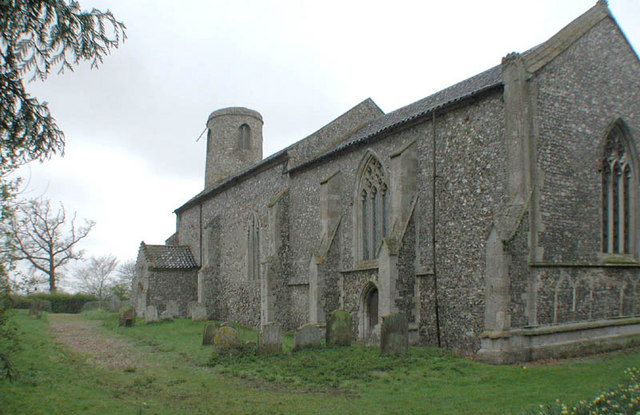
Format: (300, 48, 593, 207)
(326, 309, 352, 346)
(145, 305, 159, 323)
(380, 313, 409, 355)
(293, 323, 323, 350)
(258, 323, 283, 354)
(202, 324, 219, 345)
(189, 302, 208, 321)
(118, 305, 136, 327)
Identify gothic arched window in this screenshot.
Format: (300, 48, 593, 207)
(358, 156, 389, 260)
(602, 124, 634, 254)
(247, 214, 259, 280)
(238, 124, 251, 149)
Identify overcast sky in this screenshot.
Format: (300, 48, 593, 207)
(14, 0, 640, 290)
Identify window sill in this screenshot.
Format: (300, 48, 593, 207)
(600, 253, 638, 265)
(341, 260, 379, 273)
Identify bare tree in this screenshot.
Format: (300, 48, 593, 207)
(9, 198, 94, 292)
(75, 255, 118, 300)
(112, 259, 136, 300)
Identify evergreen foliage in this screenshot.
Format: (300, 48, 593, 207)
(0, 0, 126, 170)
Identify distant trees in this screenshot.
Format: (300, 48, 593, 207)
(0, 0, 125, 381)
(75, 255, 118, 300)
(113, 260, 136, 300)
(9, 198, 94, 292)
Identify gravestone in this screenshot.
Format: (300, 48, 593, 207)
(326, 309, 352, 346)
(118, 305, 136, 327)
(202, 324, 219, 345)
(213, 326, 242, 350)
(380, 313, 409, 355)
(293, 323, 323, 350)
(258, 323, 283, 354)
(189, 302, 207, 321)
(108, 295, 122, 312)
(145, 305, 159, 323)
(165, 300, 179, 319)
(160, 310, 174, 321)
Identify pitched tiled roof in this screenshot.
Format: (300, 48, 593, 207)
(295, 64, 502, 170)
(141, 243, 198, 269)
(174, 2, 615, 210)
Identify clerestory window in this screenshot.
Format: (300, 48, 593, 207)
(602, 124, 634, 255)
(358, 156, 389, 260)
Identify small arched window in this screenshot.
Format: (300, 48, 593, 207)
(358, 156, 389, 260)
(247, 214, 260, 280)
(238, 124, 251, 149)
(602, 124, 634, 254)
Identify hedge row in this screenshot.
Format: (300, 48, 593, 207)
(10, 293, 98, 314)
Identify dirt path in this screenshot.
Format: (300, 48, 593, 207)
(48, 313, 145, 369)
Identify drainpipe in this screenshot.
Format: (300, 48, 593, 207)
(432, 111, 442, 348)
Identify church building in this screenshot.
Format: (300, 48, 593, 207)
(133, 2, 640, 363)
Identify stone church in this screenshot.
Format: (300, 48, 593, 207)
(133, 2, 640, 363)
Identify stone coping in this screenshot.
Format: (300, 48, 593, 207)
(207, 107, 263, 122)
(481, 317, 640, 339)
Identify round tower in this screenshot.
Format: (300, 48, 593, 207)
(205, 107, 263, 188)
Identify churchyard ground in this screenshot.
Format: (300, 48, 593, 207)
(1, 310, 639, 415)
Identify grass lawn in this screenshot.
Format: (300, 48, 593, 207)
(1, 310, 639, 415)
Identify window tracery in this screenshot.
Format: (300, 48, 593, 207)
(359, 156, 389, 259)
(602, 125, 633, 254)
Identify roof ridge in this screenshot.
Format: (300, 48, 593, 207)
(523, 1, 610, 73)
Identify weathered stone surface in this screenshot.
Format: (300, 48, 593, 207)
(131, 4, 640, 364)
(189, 302, 207, 321)
(118, 306, 136, 327)
(131, 242, 198, 322)
(165, 300, 179, 319)
(380, 313, 409, 355)
(326, 310, 352, 346)
(293, 323, 323, 350)
(108, 295, 122, 312)
(258, 322, 282, 354)
(145, 305, 159, 323)
(213, 326, 242, 350)
(160, 310, 174, 321)
(202, 323, 219, 345)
